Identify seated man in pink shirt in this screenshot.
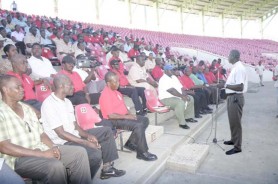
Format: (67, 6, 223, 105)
(99, 72, 157, 161)
(110, 59, 147, 116)
(7, 54, 49, 111)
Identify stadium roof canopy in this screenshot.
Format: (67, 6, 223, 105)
(130, 0, 278, 20)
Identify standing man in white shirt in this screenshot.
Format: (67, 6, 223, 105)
(255, 60, 265, 86)
(28, 43, 57, 80)
(223, 50, 248, 155)
(273, 64, 278, 118)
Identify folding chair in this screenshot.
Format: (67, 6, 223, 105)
(35, 84, 52, 102)
(144, 89, 170, 125)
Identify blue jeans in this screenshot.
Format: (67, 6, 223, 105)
(0, 162, 24, 184)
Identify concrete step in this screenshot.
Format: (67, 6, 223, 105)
(115, 125, 164, 150)
(167, 144, 209, 174)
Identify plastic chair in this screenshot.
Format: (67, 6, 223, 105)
(144, 89, 170, 125)
(96, 65, 109, 79)
(35, 84, 52, 102)
(42, 47, 60, 65)
(75, 103, 101, 130)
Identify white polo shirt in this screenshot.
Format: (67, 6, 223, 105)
(11, 31, 24, 42)
(28, 56, 57, 80)
(41, 93, 80, 145)
(255, 65, 265, 76)
(225, 61, 248, 94)
(158, 74, 183, 100)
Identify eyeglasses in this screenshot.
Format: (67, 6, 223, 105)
(25, 121, 32, 133)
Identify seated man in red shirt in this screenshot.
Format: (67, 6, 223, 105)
(99, 72, 157, 161)
(110, 59, 147, 116)
(151, 57, 164, 81)
(179, 67, 212, 116)
(7, 54, 48, 111)
(127, 44, 140, 61)
(58, 55, 91, 105)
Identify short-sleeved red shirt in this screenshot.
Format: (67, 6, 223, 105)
(178, 75, 195, 89)
(151, 65, 163, 81)
(204, 72, 216, 84)
(127, 48, 140, 59)
(108, 56, 124, 73)
(110, 69, 130, 86)
(99, 86, 128, 119)
(7, 71, 36, 100)
(59, 70, 85, 93)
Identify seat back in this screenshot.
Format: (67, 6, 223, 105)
(75, 103, 101, 130)
(35, 84, 52, 102)
(96, 65, 109, 79)
(42, 47, 55, 59)
(144, 89, 164, 111)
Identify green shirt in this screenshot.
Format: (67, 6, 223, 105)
(0, 101, 49, 169)
(189, 73, 204, 86)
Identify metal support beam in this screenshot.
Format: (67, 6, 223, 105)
(221, 13, 225, 37)
(240, 16, 243, 38)
(155, 0, 160, 28)
(222, 0, 249, 16)
(180, 7, 184, 33)
(144, 6, 147, 26)
(54, 0, 58, 17)
(260, 18, 264, 39)
(95, 0, 100, 21)
(127, 0, 132, 25)
(201, 10, 205, 35)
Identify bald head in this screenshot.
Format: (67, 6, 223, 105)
(0, 74, 16, 92)
(104, 71, 117, 83)
(53, 74, 71, 89)
(10, 54, 28, 74)
(228, 50, 240, 64)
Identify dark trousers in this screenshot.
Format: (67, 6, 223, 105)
(118, 87, 147, 112)
(65, 126, 118, 178)
(67, 91, 101, 105)
(227, 94, 245, 150)
(190, 94, 201, 116)
(15, 41, 26, 55)
(14, 145, 91, 184)
(23, 99, 42, 111)
(195, 90, 209, 109)
(98, 115, 149, 154)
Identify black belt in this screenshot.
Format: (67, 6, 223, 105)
(226, 93, 242, 96)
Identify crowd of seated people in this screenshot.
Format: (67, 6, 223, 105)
(0, 9, 229, 183)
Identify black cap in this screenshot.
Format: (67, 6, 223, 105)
(62, 55, 76, 64)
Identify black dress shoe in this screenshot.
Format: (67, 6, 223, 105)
(206, 107, 213, 111)
(223, 140, 234, 145)
(136, 110, 147, 116)
(124, 141, 137, 152)
(137, 152, 158, 161)
(204, 109, 213, 114)
(225, 148, 242, 155)
(185, 118, 198, 123)
(179, 124, 190, 129)
(199, 110, 207, 115)
(195, 114, 202, 118)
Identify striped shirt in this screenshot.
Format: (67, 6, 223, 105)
(0, 101, 48, 169)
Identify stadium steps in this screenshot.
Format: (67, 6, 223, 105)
(93, 102, 227, 184)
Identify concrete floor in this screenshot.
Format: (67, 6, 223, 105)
(155, 82, 278, 184)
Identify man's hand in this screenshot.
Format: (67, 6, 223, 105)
(41, 147, 61, 159)
(87, 135, 98, 145)
(85, 140, 101, 149)
(182, 95, 190, 102)
(125, 114, 137, 120)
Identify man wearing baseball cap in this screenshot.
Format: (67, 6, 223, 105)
(158, 64, 196, 129)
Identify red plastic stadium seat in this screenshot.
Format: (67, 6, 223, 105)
(35, 84, 52, 102)
(96, 65, 109, 79)
(42, 47, 60, 65)
(75, 103, 101, 130)
(144, 89, 170, 125)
